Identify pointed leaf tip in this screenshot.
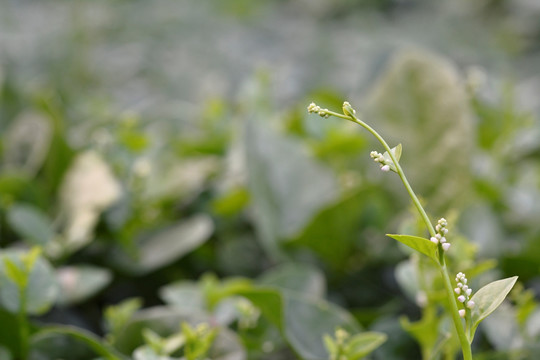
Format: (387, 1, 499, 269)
(387, 234, 438, 262)
(470, 276, 518, 338)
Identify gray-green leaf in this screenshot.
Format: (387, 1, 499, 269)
(56, 266, 113, 306)
(7, 204, 55, 246)
(0, 250, 59, 315)
(470, 276, 518, 337)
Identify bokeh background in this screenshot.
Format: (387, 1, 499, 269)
(1, 1, 540, 359)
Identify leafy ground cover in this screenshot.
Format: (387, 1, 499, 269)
(1, 1, 540, 359)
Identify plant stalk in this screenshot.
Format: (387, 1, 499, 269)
(18, 288, 29, 360)
(328, 109, 473, 360)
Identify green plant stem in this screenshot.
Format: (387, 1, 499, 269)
(326, 109, 436, 237)
(440, 261, 472, 360)
(327, 108, 473, 360)
(18, 289, 29, 360)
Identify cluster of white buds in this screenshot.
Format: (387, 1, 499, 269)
(370, 151, 391, 172)
(454, 272, 475, 317)
(430, 218, 451, 252)
(307, 102, 330, 118)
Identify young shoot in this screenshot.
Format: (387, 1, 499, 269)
(308, 101, 518, 360)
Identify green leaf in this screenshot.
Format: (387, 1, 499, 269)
(133, 346, 171, 360)
(290, 190, 364, 267)
(244, 119, 338, 259)
(386, 234, 438, 262)
(236, 288, 284, 330)
(113, 307, 245, 360)
(30, 325, 129, 360)
(3, 258, 27, 288)
(56, 266, 113, 305)
(400, 307, 440, 359)
(239, 287, 360, 360)
(6, 204, 55, 246)
(367, 49, 474, 213)
(159, 281, 205, 313)
(0, 250, 59, 315)
(346, 332, 387, 360)
(259, 263, 326, 298)
(113, 215, 213, 274)
(104, 297, 143, 343)
(382, 144, 402, 172)
(211, 187, 250, 216)
(470, 276, 518, 337)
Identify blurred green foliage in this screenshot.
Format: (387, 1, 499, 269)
(1, 0, 540, 359)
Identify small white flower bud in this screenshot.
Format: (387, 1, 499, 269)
(458, 295, 466, 303)
(454, 288, 461, 294)
(443, 228, 448, 235)
(442, 243, 451, 251)
(462, 285, 468, 291)
(307, 103, 318, 113)
(342, 101, 356, 117)
(435, 224, 441, 232)
(440, 237, 446, 243)
(435, 234, 442, 240)
(457, 282, 463, 288)
(467, 300, 475, 309)
(463, 278, 467, 284)
(380, 165, 390, 172)
(465, 288, 472, 296)
(430, 237, 439, 244)
(459, 309, 466, 318)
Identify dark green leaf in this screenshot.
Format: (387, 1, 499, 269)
(239, 287, 360, 360)
(30, 326, 129, 360)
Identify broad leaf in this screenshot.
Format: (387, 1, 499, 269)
(259, 263, 326, 298)
(289, 190, 364, 267)
(0, 250, 59, 315)
(239, 287, 360, 360)
(7, 204, 55, 246)
(159, 281, 205, 313)
(244, 119, 338, 259)
(470, 276, 518, 336)
(387, 234, 438, 262)
(114, 215, 213, 274)
(367, 49, 474, 213)
(30, 326, 129, 360)
(56, 266, 112, 305)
